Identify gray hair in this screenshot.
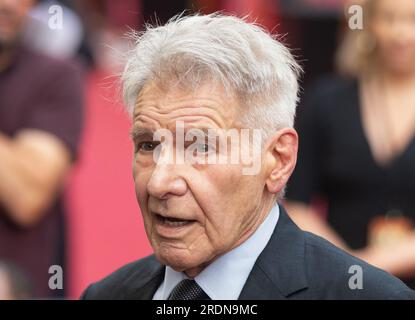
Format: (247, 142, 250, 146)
(122, 13, 302, 142)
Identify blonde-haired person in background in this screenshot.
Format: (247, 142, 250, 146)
(286, 0, 415, 289)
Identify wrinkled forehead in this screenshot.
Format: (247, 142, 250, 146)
(132, 80, 243, 130)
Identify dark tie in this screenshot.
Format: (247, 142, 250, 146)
(168, 279, 211, 300)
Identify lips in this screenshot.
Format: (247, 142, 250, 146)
(154, 213, 196, 228)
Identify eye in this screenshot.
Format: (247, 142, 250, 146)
(137, 141, 159, 152)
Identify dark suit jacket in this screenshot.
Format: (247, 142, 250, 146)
(81, 205, 415, 299)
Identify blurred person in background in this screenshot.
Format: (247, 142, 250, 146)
(0, 0, 83, 297)
(286, 0, 415, 288)
(0, 260, 33, 300)
(23, 0, 84, 60)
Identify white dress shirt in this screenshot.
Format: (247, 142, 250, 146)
(153, 205, 279, 300)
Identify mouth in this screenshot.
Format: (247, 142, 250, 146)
(154, 213, 196, 228)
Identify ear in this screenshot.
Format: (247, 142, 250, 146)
(264, 128, 298, 194)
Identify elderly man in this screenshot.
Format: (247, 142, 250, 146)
(81, 13, 415, 300)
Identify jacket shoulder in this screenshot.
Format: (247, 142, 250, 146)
(80, 255, 161, 300)
(302, 232, 415, 299)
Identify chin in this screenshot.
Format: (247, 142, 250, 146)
(154, 244, 206, 274)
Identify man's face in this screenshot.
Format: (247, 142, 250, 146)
(132, 81, 271, 276)
(0, 0, 33, 47)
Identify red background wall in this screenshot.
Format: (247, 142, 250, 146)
(66, 71, 153, 299)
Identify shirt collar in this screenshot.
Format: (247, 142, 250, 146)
(153, 204, 280, 300)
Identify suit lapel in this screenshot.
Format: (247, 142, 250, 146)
(127, 259, 165, 299)
(239, 205, 308, 299)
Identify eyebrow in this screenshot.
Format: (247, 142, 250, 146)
(130, 125, 225, 142)
(130, 126, 154, 141)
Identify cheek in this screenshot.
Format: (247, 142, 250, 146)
(133, 164, 152, 214)
(134, 171, 145, 200)
(374, 31, 393, 53)
(133, 170, 159, 247)
(192, 166, 261, 242)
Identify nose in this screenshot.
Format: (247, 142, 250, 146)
(147, 163, 188, 199)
